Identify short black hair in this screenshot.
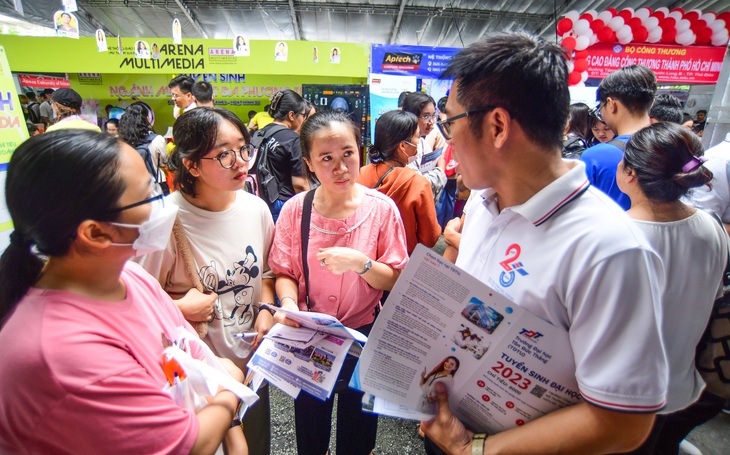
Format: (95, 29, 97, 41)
(598, 65, 657, 115)
(649, 94, 682, 124)
(442, 31, 570, 150)
(369, 110, 419, 164)
(168, 75, 194, 92)
(25, 92, 37, 101)
(402, 92, 435, 117)
(697, 109, 707, 115)
(191, 81, 213, 103)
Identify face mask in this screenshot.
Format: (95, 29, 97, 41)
(109, 197, 178, 256)
(401, 141, 419, 165)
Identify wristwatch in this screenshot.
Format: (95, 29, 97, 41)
(357, 258, 372, 275)
(472, 433, 487, 455)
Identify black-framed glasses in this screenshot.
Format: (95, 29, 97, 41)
(590, 102, 605, 122)
(436, 106, 497, 140)
(200, 144, 257, 169)
(109, 181, 166, 214)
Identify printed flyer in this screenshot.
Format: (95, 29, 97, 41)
(352, 245, 582, 434)
(248, 307, 366, 400)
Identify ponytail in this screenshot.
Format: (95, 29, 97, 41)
(0, 233, 44, 323)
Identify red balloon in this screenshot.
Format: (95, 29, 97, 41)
(718, 12, 730, 26)
(618, 10, 633, 22)
(561, 36, 577, 51)
(690, 21, 707, 34)
(574, 49, 589, 59)
(660, 17, 677, 28)
(557, 18, 573, 35)
(633, 26, 649, 43)
(568, 71, 582, 86)
(697, 28, 712, 45)
(580, 13, 594, 22)
(652, 11, 665, 21)
(671, 8, 686, 16)
(684, 11, 700, 22)
(661, 28, 677, 44)
(573, 58, 588, 73)
(606, 8, 618, 16)
(590, 19, 606, 33)
(628, 17, 643, 28)
(598, 27, 615, 43)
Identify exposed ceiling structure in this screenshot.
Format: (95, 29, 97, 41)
(1, 1, 729, 48)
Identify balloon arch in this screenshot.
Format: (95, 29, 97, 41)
(557, 7, 730, 86)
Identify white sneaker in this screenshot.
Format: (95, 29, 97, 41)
(679, 440, 703, 455)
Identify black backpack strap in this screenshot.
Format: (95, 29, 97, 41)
(373, 165, 395, 189)
(607, 138, 627, 152)
(301, 189, 316, 311)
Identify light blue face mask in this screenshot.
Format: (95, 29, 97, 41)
(109, 193, 178, 257)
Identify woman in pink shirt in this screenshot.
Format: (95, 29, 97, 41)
(0, 130, 246, 454)
(269, 111, 408, 455)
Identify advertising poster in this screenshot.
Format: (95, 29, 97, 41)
(302, 84, 370, 146)
(371, 44, 460, 78)
(368, 74, 416, 141)
(0, 46, 29, 250)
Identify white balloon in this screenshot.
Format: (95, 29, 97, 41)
(635, 8, 651, 21)
(575, 35, 590, 51)
(712, 28, 729, 42)
(655, 7, 670, 16)
(647, 27, 662, 43)
(589, 33, 598, 45)
(586, 10, 598, 20)
(676, 30, 696, 46)
(618, 32, 633, 45)
(565, 10, 580, 22)
(567, 61, 574, 73)
(712, 33, 729, 47)
(574, 19, 591, 35)
(710, 19, 726, 33)
(645, 17, 659, 31)
(623, 7, 635, 15)
(575, 81, 586, 88)
(616, 24, 632, 40)
(609, 16, 625, 31)
(580, 71, 588, 83)
(677, 19, 691, 33)
(669, 11, 683, 22)
(598, 11, 613, 24)
(701, 13, 716, 24)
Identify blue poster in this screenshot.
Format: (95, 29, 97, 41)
(371, 44, 461, 77)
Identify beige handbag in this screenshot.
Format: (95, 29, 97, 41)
(172, 215, 209, 338)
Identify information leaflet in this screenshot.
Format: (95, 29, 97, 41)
(352, 245, 582, 434)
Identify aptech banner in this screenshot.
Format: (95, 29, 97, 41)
(0, 36, 369, 78)
(585, 43, 727, 84)
(371, 44, 461, 77)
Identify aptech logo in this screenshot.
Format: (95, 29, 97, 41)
(498, 243, 528, 287)
(381, 52, 423, 71)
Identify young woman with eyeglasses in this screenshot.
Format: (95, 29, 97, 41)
(269, 112, 408, 455)
(251, 89, 310, 221)
(358, 109, 440, 254)
(0, 130, 245, 454)
(137, 107, 276, 455)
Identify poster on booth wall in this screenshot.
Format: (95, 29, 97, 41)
(53, 10, 79, 39)
(95, 29, 107, 52)
(0, 46, 30, 251)
(301, 84, 370, 146)
(368, 74, 417, 142)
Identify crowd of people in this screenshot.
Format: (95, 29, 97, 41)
(3, 30, 729, 455)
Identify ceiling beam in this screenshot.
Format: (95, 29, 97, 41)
(173, 0, 209, 38)
(288, 0, 301, 40)
(389, 0, 408, 44)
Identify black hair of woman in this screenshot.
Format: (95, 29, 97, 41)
(567, 103, 592, 141)
(168, 107, 251, 197)
(368, 110, 418, 165)
(623, 122, 713, 202)
(424, 356, 461, 379)
(299, 111, 361, 166)
(0, 130, 125, 321)
(268, 89, 307, 120)
(119, 103, 152, 148)
(401, 92, 435, 117)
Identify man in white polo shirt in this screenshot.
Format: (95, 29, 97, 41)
(420, 32, 668, 454)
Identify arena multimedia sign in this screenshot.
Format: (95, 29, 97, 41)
(119, 44, 205, 70)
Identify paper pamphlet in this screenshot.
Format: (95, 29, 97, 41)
(352, 245, 582, 434)
(248, 308, 366, 400)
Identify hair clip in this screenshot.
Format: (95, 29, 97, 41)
(681, 156, 707, 173)
(270, 91, 284, 111)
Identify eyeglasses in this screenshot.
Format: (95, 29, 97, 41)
(109, 181, 167, 214)
(419, 114, 439, 122)
(200, 144, 257, 169)
(590, 102, 605, 122)
(170, 93, 188, 99)
(436, 106, 497, 140)
(404, 140, 418, 148)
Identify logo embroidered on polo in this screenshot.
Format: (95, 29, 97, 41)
(498, 243, 529, 287)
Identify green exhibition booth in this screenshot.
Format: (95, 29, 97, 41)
(0, 35, 370, 132)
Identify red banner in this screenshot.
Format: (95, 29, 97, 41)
(585, 43, 727, 84)
(18, 74, 70, 89)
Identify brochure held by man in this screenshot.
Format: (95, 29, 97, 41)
(351, 245, 582, 434)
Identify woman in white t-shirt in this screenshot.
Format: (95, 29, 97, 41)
(616, 122, 728, 453)
(137, 107, 276, 455)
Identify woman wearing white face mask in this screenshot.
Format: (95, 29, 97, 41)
(0, 130, 245, 454)
(358, 110, 440, 255)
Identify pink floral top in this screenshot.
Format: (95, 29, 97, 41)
(269, 187, 408, 328)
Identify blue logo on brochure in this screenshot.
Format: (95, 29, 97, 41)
(498, 244, 529, 287)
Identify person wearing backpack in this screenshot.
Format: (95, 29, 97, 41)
(119, 103, 167, 188)
(249, 90, 310, 222)
(24, 92, 42, 125)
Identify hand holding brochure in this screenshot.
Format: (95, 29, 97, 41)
(247, 307, 367, 400)
(352, 245, 582, 435)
